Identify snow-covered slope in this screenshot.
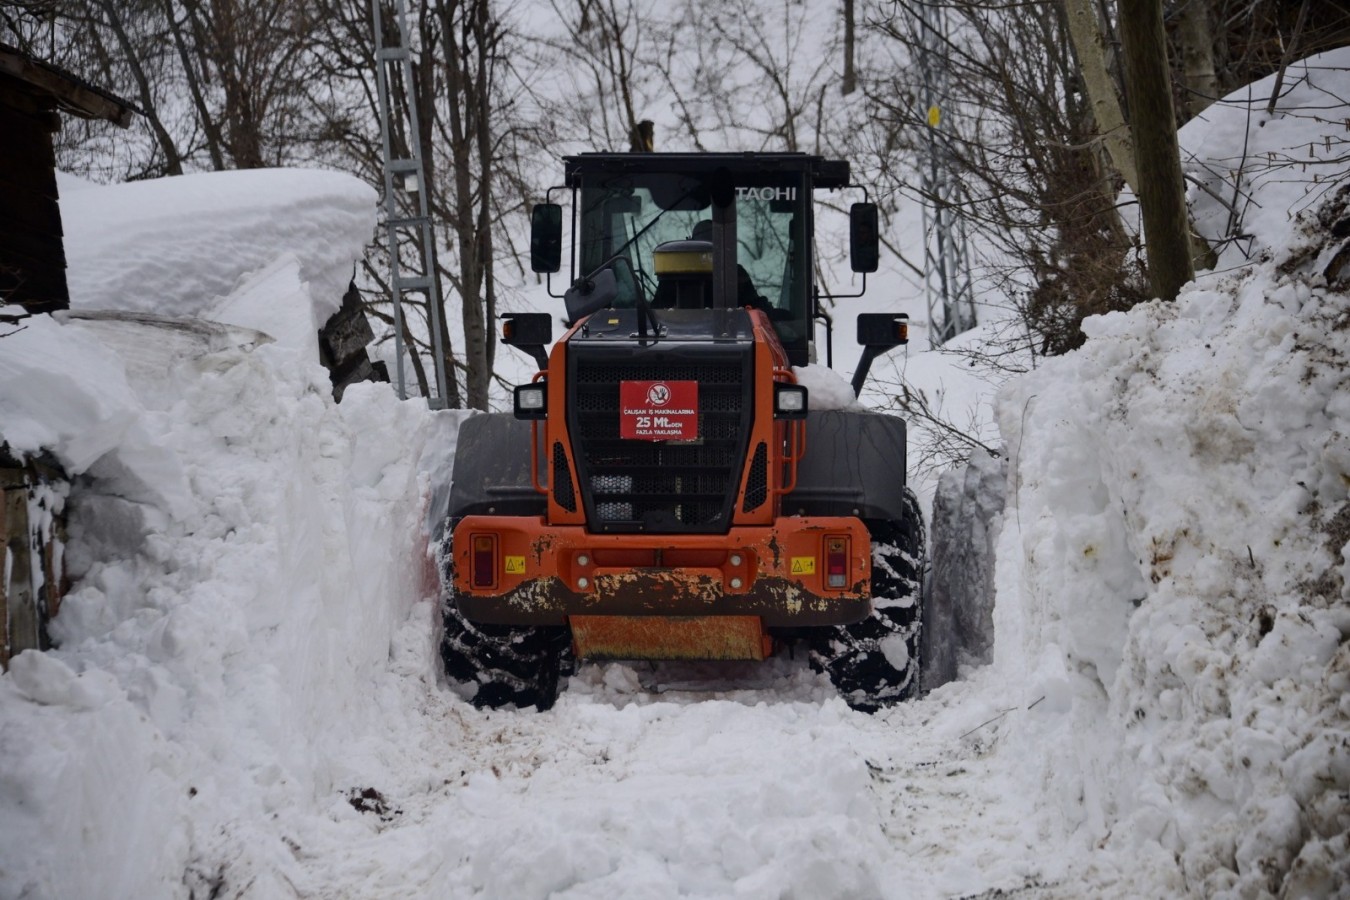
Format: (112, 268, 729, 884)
(990, 51, 1350, 895)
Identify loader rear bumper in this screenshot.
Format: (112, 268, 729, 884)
(450, 515, 871, 628)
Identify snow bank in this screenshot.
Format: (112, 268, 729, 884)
(926, 447, 1005, 689)
(0, 313, 437, 897)
(992, 52, 1350, 896)
(1182, 47, 1350, 271)
(62, 168, 376, 331)
(2, 168, 429, 898)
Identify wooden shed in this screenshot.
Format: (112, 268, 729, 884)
(0, 43, 135, 315)
(1, 47, 134, 667)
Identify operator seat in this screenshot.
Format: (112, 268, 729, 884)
(651, 238, 713, 309)
(650, 221, 766, 310)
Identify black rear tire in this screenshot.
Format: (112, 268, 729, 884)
(438, 523, 573, 712)
(808, 490, 926, 713)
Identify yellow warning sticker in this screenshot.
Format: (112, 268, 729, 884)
(790, 557, 816, 575)
(504, 556, 526, 574)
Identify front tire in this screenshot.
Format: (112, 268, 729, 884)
(438, 523, 573, 711)
(809, 492, 926, 713)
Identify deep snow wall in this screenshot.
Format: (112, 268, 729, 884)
(0, 167, 440, 898)
(0, 326, 437, 897)
(994, 182, 1350, 895)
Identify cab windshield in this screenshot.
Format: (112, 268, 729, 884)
(576, 172, 811, 352)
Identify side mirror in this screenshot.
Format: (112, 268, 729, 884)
(849, 202, 879, 274)
(857, 312, 908, 348)
(530, 203, 563, 273)
(564, 267, 618, 323)
(501, 312, 552, 371)
(501, 312, 552, 347)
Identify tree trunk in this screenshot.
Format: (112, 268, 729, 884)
(842, 0, 857, 96)
(97, 0, 183, 175)
(473, 4, 497, 378)
(1061, 0, 1137, 188)
(210, 0, 265, 168)
(442, 0, 491, 411)
(164, 0, 225, 170)
(1064, 0, 1216, 272)
(1175, 0, 1219, 121)
(1119, 0, 1193, 302)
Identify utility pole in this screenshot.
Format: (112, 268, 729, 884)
(914, 0, 977, 345)
(371, 0, 452, 407)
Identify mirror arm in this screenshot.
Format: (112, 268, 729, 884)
(814, 290, 834, 369)
(851, 346, 882, 397)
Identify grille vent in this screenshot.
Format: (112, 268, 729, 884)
(742, 442, 768, 512)
(552, 441, 576, 512)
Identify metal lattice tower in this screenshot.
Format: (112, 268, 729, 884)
(914, 0, 977, 346)
(372, 0, 450, 407)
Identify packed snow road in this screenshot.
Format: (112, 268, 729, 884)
(261, 625, 1068, 899)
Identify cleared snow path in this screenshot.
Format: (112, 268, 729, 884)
(266, 635, 1069, 900)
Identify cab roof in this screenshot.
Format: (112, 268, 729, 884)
(562, 152, 850, 190)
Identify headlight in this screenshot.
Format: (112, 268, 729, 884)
(514, 383, 547, 419)
(773, 383, 808, 419)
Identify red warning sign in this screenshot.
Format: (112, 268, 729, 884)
(620, 380, 699, 441)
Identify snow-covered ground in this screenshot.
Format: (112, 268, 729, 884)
(2, 53, 1348, 899)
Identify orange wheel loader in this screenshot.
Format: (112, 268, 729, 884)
(439, 153, 924, 712)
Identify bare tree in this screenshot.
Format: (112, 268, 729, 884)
(842, 0, 857, 95)
(301, 0, 547, 409)
(867, 0, 1147, 356)
(180, 0, 310, 169)
(1120, 0, 1193, 301)
(94, 0, 185, 173)
(530, 0, 663, 152)
(1061, 0, 1215, 272)
(1175, 0, 1219, 120)
(432, 0, 500, 410)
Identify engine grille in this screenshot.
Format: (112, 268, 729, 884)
(568, 348, 753, 533)
(742, 442, 768, 512)
(552, 442, 577, 512)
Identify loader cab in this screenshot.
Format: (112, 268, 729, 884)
(532, 153, 856, 367)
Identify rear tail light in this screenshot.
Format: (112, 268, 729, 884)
(472, 534, 497, 588)
(826, 537, 848, 589)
